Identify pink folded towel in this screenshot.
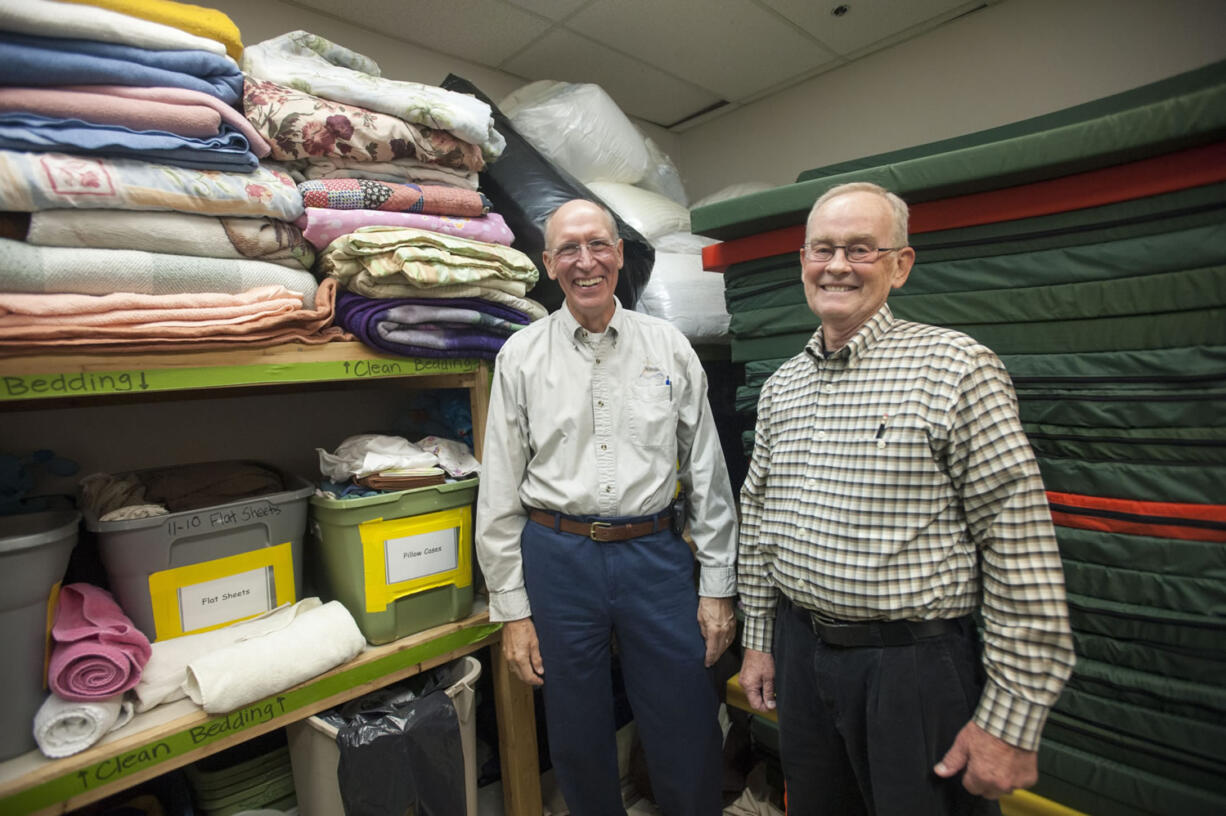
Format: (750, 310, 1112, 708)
(48, 583, 152, 701)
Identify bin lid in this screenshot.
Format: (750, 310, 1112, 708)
(0, 509, 80, 553)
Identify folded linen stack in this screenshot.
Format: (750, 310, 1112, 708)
(242, 30, 547, 358)
(0, 0, 347, 355)
(320, 225, 544, 358)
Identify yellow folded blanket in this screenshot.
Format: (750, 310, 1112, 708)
(56, 0, 243, 60)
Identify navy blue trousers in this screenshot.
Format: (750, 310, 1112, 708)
(774, 599, 1002, 816)
(521, 519, 723, 816)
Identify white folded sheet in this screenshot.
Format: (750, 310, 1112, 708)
(134, 598, 325, 712)
(184, 600, 365, 714)
(33, 692, 134, 758)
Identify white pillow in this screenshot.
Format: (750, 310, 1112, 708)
(587, 181, 691, 242)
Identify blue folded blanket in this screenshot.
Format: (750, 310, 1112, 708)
(0, 114, 256, 172)
(0, 31, 243, 106)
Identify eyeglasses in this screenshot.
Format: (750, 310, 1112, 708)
(802, 242, 901, 263)
(548, 239, 618, 262)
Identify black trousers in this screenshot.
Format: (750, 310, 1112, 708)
(773, 599, 1002, 816)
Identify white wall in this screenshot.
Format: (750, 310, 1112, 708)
(675, 0, 1226, 201)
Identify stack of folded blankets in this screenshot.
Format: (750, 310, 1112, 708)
(0, 0, 345, 354)
(240, 31, 546, 359)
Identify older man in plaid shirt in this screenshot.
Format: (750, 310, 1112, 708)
(737, 182, 1075, 815)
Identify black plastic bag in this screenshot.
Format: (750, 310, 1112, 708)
(442, 73, 654, 313)
(333, 674, 465, 816)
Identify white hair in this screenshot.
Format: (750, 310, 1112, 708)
(806, 182, 909, 247)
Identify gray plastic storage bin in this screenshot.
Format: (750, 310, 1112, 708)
(0, 509, 79, 761)
(84, 463, 312, 642)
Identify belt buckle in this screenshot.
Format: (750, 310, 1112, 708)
(589, 521, 612, 540)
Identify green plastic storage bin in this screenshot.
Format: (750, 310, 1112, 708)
(308, 478, 477, 645)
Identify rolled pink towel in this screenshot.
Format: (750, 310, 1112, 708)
(48, 583, 151, 701)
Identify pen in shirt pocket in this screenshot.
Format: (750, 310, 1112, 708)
(874, 413, 889, 445)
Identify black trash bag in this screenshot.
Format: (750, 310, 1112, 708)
(333, 674, 465, 816)
(442, 73, 654, 313)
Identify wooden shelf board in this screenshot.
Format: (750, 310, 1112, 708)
(0, 341, 483, 402)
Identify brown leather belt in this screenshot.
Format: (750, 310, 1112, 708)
(527, 509, 671, 542)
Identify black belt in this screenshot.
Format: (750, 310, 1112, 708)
(807, 614, 970, 648)
(527, 508, 671, 542)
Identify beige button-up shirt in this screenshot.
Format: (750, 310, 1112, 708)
(476, 300, 738, 622)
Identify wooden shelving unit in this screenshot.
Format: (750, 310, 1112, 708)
(0, 341, 539, 815)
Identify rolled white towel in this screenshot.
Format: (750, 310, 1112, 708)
(184, 600, 365, 714)
(33, 692, 134, 758)
(134, 598, 324, 712)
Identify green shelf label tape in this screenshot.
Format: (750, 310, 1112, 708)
(0, 357, 478, 401)
(2, 622, 500, 814)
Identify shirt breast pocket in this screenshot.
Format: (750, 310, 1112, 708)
(629, 383, 675, 449)
(838, 425, 945, 501)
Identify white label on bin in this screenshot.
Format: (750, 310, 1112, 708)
(385, 527, 458, 585)
(178, 567, 273, 632)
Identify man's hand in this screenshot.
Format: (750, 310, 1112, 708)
(501, 617, 545, 687)
(935, 721, 1038, 798)
(697, 596, 736, 667)
(739, 648, 776, 712)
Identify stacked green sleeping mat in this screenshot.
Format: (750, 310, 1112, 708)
(695, 59, 1226, 816)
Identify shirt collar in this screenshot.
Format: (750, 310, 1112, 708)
(805, 304, 895, 368)
(558, 297, 624, 342)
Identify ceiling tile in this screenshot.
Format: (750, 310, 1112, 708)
(760, 0, 984, 56)
(501, 27, 724, 126)
(290, 0, 553, 64)
(504, 0, 591, 22)
(565, 0, 839, 101)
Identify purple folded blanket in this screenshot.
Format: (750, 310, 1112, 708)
(48, 583, 151, 701)
(335, 290, 531, 359)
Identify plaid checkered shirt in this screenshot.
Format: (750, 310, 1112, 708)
(738, 304, 1075, 750)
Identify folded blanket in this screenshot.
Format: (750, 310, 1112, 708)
(295, 155, 477, 189)
(0, 0, 227, 56)
(64, 84, 270, 157)
(297, 207, 513, 251)
(0, 87, 222, 138)
(1, 235, 317, 303)
(241, 30, 503, 159)
(0, 286, 307, 333)
(1, 31, 243, 106)
(184, 599, 365, 714)
(335, 290, 540, 360)
(54, 0, 243, 61)
(298, 179, 490, 216)
(31, 209, 313, 269)
(244, 76, 484, 170)
(134, 599, 320, 712)
(319, 225, 539, 291)
(338, 277, 549, 318)
(48, 583, 152, 702)
(33, 692, 134, 758)
(0, 277, 349, 353)
(0, 150, 304, 220)
(0, 113, 257, 173)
